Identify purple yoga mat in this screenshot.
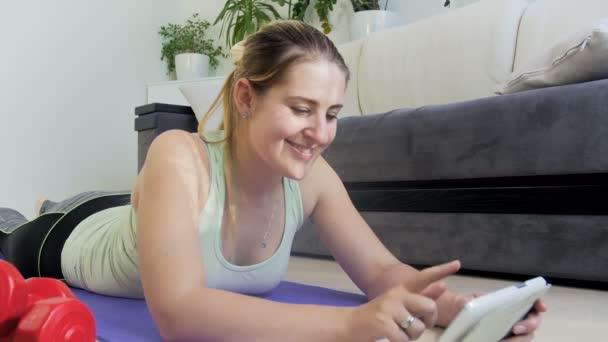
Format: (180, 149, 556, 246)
(76, 282, 366, 342)
(1, 254, 366, 341)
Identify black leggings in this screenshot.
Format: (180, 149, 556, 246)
(0, 191, 131, 279)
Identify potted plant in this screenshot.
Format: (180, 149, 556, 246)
(159, 13, 225, 80)
(349, 0, 402, 41)
(213, 0, 339, 49)
(214, 0, 283, 49)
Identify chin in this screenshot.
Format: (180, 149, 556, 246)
(278, 145, 324, 180)
(281, 158, 316, 181)
(282, 166, 309, 181)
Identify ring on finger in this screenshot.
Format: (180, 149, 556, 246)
(400, 315, 416, 330)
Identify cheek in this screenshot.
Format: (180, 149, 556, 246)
(275, 117, 307, 139)
(327, 124, 337, 143)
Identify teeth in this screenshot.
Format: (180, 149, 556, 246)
(288, 141, 313, 155)
(295, 146, 312, 154)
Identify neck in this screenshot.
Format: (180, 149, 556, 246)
(229, 134, 283, 201)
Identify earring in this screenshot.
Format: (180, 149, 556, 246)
(241, 111, 249, 119)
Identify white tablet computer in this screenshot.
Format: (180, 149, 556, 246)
(439, 277, 550, 342)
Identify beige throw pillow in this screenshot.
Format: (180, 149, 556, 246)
(178, 78, 226, 130)
(498, 18, 608, 94)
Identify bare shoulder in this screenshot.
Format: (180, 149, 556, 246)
(132, 130, 209, 211)
(298, 155, 341, 219)
(146, 129, 207, 165)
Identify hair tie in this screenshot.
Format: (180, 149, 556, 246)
(230, 41, 245, 66)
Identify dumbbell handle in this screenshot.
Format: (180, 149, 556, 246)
(25, 277, 75, 309)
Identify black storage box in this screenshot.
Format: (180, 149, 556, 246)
(134, 103, 198, 171)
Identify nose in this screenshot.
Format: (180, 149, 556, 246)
(303, 113, 332, 146)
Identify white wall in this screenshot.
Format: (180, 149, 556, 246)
(0, 0, 222, 216)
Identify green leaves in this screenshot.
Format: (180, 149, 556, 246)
(314, 0, 337, 34)
(290, 0, 310, 21)
(214, 0, 283, 49)
(214, 0, 342, 48)
(288, 0, 336, 33)
(159, 13, 226, 74)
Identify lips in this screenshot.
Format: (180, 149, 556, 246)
(286, 140, 314, 160)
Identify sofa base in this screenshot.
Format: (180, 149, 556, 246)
(292, 210, 608, 284)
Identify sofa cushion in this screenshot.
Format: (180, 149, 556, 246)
(178, 77, 226, 128)
(513, 0, 608, 73)
(356, 0, 527, 114)
(325, 79, 608, 183)
(499, 18, 608, 94)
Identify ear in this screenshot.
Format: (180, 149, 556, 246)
(233, 77, 254, 115)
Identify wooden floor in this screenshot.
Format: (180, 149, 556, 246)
(284, 256, 608, 342)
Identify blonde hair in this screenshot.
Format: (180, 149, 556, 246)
(197, 20, 350, 241)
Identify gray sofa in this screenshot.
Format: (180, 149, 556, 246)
(135, 78, 608, 285)
(291, 79, 608, 284)
(282, 0, 608, 285)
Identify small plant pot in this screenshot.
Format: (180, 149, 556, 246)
(350, 10, 402, 41)
(175, 53, 209, 80)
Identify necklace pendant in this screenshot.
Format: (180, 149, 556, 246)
(261, 242, 267, 248)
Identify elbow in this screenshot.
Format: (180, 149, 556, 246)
(155, 312, 181, 342)
(152, 307, 191, 342)
(147, 287, 213, 341)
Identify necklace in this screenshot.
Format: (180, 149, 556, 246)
(261, 198, 279, 248)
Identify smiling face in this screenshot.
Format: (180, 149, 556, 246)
(237, 59, 346, 180)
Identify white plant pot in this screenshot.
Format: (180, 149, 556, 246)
(175, 53, 209, 80)
(350, 10, 402, 41)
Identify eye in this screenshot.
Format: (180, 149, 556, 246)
(326, 113, 339, 121)
(291, 107, 310, 115)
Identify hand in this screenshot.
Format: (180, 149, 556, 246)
(501, 299, 547, 341)
(343, 261, 460, 342)
(436, 292, 547, 341)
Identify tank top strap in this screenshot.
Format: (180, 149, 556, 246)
(284, 177, 304, 231)
(201, 131, 227, 209)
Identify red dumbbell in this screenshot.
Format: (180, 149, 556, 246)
(0, 260, 96, 341)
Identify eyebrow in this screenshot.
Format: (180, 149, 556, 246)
(286, 96, 343, 110)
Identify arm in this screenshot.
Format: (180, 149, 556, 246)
(135, 131, 348, 341)
(304, 157, 546, 335)
(304, 157, 458, 299)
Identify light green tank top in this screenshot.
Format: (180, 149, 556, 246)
(61, 131, 304, 298)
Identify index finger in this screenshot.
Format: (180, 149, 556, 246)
(533, 299, 547, 313)
(409, 260, 461, 293)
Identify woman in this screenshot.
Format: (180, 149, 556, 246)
(0, 20, 545, 341)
